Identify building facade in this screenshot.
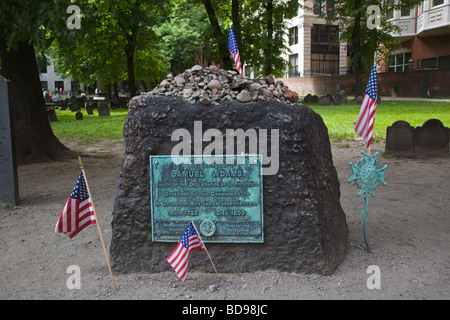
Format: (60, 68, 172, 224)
(39, 58, 72, 94)
(382, 0, 450, 72)
(283, 0, 348, 78)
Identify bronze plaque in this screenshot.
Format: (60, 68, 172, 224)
(150, 155, 263, 243)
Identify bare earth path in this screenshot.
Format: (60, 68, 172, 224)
(0, 138, 449, 300)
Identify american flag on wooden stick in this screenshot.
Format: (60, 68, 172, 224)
(166, 220, 206, 282)
(355, 63, 378, 148)
(228, 26, 243, 76)
(54, 172, 96, 239)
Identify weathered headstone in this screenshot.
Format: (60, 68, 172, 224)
(110, 95, 348, 275)
(47, 109, 58, 122)
(333, 94, 342, 105)
(414, 119, 450, 155)
(355, 96, 363, 105)
(76, 111, 83, 120)
(303, 93, 314, 104)
(98, 102, 110, 116)
(0, 78, 19, 205)
(339, 90, 348, 102)
(319, 95, 330, 106)
(385, 121, 415, 155)
(85, 103, 94, 115)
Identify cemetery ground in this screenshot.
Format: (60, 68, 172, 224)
(0, 100, 449, 300)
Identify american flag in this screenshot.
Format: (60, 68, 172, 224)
(228, 26, 243, 76)
(355, 63, 378, 148)
(54, 172, 96, 239)
(166, 220, 206, 282)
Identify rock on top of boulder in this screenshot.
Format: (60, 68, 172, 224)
(147, 65, 299, 105)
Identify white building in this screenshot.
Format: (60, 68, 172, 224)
(39, 58, 72, 94)
(283, 0, 348, 78)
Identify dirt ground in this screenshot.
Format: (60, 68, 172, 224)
(0, 137, 448, 301)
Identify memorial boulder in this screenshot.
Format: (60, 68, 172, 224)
(110, 94, 349, 275)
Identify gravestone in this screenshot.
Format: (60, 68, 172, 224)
(385, 121, 415, 155)
(319, 95, 330, 106)
(333, 94, 342, 105)
(85, 103, 94, 115)
(414, 119, 450, 155)
(355, 96, 363, 105)
(0, 78, 19, 205)
(98, 102, 110, 116)
(303, 94, 314, 104)
(110, 95, 348, 275)
(47, 109, 58, 122)
(339, 90, 348, 102)
(76, 111, 83, 120)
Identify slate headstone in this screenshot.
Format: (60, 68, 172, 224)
(333, 94, 342, 105)
(86, 103, 94, 115)
(385, 120, 415, 155)
(98, 102, 110, 116)
(0, 78, 19, 205)
(319, 95, 330, 106)
(76, 111, 83, 120)
(47, 109, 58, 122)
(414, 119, 450, 155)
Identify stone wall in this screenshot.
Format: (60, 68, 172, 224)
(280, 69, 450, 97)
(110, 95, 349, 275)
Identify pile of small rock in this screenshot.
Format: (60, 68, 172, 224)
(147, 65, 299, 105)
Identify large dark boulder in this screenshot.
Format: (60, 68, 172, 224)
(110, 95, 348, 275)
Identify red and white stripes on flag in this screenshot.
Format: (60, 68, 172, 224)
(166, 220, 206, 282)
(54, 172, 96, 239)
(355, 63, 378, 148)
(228, 26, 243, 76)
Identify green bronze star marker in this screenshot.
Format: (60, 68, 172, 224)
(348, 150, 387, 252)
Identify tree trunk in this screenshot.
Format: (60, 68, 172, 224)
(125, 26, 139, 98)
(202, 0, 233, 70)
(0, 37, 74, 164)
(351, 0, 363, 97)
(232, 0, 241, 50)
(264, 0, 274, 76)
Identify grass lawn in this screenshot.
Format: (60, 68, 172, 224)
(307, 100, 450, 143)
(51, 100, 450, 144)
(51, 108, 128, 144)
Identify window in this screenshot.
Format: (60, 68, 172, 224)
(401, 8, 410, 17)
(289, 54, 299, 77)
(36, 55, 47, 74)
(244, 65, 250, 77)
(433, 0, 444, 7)
(386, 0, 394, 19)
(311, 24, 338, 44)
(313, 1, 322, 15)
(289, 27, 298, 46)
(326, 0, 335, 15)
(388, 51, 412, 72)
(311, 53, 339, 75)
(55, 81, 64, 92)
(314, 0, 334, 15)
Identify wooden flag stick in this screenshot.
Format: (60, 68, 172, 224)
(189, 217, 220, 279)
(78, 156, 117, 290)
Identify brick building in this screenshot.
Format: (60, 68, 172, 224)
(279, 0, 450, 97)
(381, 0, 450, 72)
